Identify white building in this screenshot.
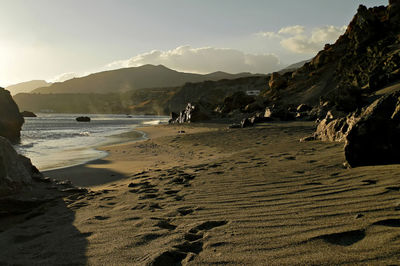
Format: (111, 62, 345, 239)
(246, 90, 260, 96)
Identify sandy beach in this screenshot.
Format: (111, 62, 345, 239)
(2, 122, 400, 265)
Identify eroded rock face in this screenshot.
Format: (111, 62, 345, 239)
(311, 92, 400, 166)
(264, 105, 295, 121)
(344, 92, 400, 167)
(0, 88, 24, 143)
(169, 102, 211, 123)
(0, 136, 32, 197)
(268, 72, 287, 90)
(219, 91, 255, 114)
(314, 111, 359, 142)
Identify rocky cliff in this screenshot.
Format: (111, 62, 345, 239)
(294, 1, 400, 167)
(0, 88, 24, 143)
(263, 2, 400, 111)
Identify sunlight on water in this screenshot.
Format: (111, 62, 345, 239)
(14, 113, 169, 171)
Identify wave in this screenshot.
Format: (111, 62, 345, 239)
(142, 119, 168, 125)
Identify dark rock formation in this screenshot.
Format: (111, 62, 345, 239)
(268, 72, 287, 90)
(264, 105, 295, 121)
(344, 92, 400, 167)
(240, 112, 272, 128)
(309, 91, 400, 167)
(260, 2, 400, 111)
(313, 111, 358, 142)
(219, 91, 255, 114)
(76, 116, 91, 122)
(296, 104, 312, 113)
(169, 103, 211, 123)
(0, 88, 24, 143)
(0, 137, 33, 197)
(240, 117, 254, 128)
(20, 111, 37, 117)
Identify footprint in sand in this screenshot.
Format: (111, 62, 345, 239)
(156, 220, 177, 230)
(177, 207, 194, 216)
(385, 186, 400, 191)
(136, 233, 165, 246)
(310, 229, 366, 246)
(150, 220, 228, 265)
(372, 218, 400, 227)
(164, 189, 180, 195)
(93, 215, 110, 220)
(139, 193, 159, 200)
(100, 196, 116, 201)
(361, 179, 377, 185)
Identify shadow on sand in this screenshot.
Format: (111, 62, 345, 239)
(44, 159, 129, 187)
(0, 196, 88, 265)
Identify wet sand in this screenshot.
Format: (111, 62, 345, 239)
(2, 122, 400, 265)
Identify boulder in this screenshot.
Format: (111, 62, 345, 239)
(219, 91, 255, 114)
(0, 136, 32, 197)
(168, 112, 179, 124)
(268, 72, 287, 90)
(264, 105, 295, 121)
(344, 92, 400, 167)
(240, 117, 254, 128)
(169, 103, 210, 123)
(76, 116, 91, 122)
(20, 111, 37, 117)
(0, 88, 24, 143)
(296, 104, 312, 113)
(244, 101, 264, 113)
(314, 111, 359, 142)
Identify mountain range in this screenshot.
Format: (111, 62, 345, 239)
(30, 65, 257, 94)
(6, 80, 51, 96)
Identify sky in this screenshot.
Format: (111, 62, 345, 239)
(0, 0, 386, 86)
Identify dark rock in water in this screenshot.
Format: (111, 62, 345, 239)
(344, 92, 400, 167)
(20, 111, 37, 117)
(76, 116, 91, 122)
(0, 88, 24, 143)
(169, 102, 210, 123)
(269, 72, 287, 90)
(0, 136, 32, 197)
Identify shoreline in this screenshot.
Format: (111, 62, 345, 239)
(43, 124, 220, 187)
(40, 128, 149, 172)
(17, 113, 170, 172)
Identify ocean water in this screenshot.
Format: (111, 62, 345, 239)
(14, 113, 169, 171)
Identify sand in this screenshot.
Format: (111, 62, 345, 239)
(2, 122, 400, 265)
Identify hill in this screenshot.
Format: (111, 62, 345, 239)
(32, 65, 256, 94)
(13, 75, 267, 115)
(6, 80, 51, 95)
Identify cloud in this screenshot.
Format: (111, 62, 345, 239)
(258, 25, 346, 54)
(107, 45, 282, 74)
(49, 72, 79, 83)
(255, 31, 280, 39)
(278, 25, 305, 35)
